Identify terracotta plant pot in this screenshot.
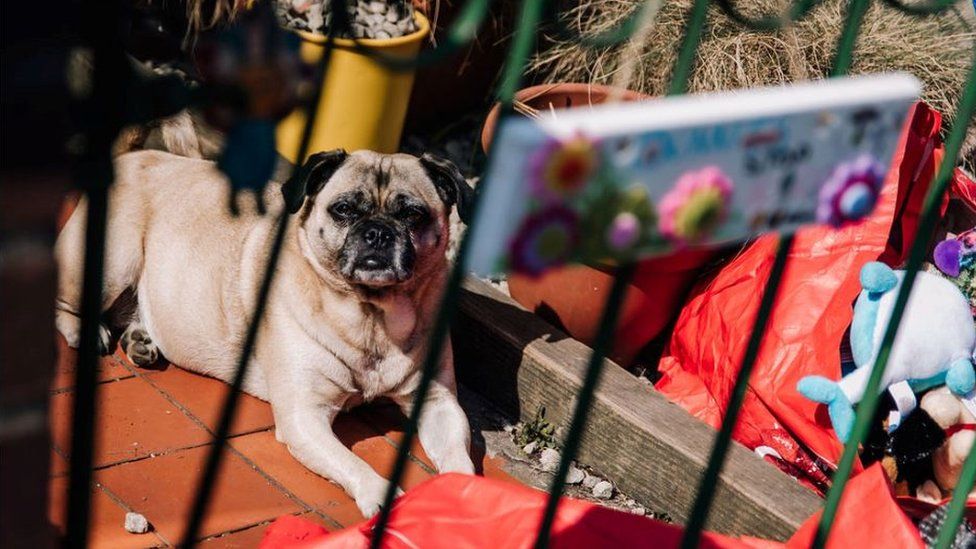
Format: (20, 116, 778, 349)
(480, 83, 717, 366)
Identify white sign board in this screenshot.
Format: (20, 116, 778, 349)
(469, 74, 920, 276)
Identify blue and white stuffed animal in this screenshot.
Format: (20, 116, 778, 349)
(798, 262, 976, 442)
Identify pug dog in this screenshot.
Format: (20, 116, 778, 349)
(55, 148, 476, 516)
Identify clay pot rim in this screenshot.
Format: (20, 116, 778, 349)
(480, 82, 651, 153)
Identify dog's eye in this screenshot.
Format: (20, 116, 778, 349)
(396, 207, 429, 226)
(329, 202, 357, 220)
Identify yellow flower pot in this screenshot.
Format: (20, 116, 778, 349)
(276, 13, 430, 161)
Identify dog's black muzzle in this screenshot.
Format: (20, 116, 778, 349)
(341, 219, 415, 286)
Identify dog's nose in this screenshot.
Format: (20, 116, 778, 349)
(362, 222, 395, 250)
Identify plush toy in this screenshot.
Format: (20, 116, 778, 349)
(919, 386, 976, 499)
(798, 262, 976, 442)
(883, 386, 976, 502)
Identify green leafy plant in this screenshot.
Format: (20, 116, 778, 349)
(514, 406, 558, 449)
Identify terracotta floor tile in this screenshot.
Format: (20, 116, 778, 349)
(48, 477, 167, 548)
(147, 366, 274, 437)
(481, 455, 522, 486)
(357, 404, 436, 471)
(200, 522, 270, 547)
(200, 512, 333, 547)
(96, 444, 302, 543)
(229, 430, 362, 529)
(52, 336, 134, 392)
(49, 377, 212, 466)
(333, 413, 434, 492)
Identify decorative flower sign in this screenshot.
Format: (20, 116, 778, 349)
(816, 154, 886, 227)
(658, 166, 734, 244)
(469, 75, 920, 277)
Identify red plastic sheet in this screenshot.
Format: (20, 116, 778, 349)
(654, 103, 946, 482)
(787, 464, 925, 549)
(260, 469, 926, 548)
(259, 474, 780, 549)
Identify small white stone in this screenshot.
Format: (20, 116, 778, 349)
(539, 448, 560, 472)
(521, 441, 538, 455)
(565, 465, 585, 485)
(631, 507, 646, 516)
(124, 512, 149, 534)
(368, 1, 386, 13)
(582, 473, 600, 489)
(592, 480, 614, 499)
(375, 30, 391, 39)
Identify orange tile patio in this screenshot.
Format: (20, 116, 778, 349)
(47, 335, 523, 547)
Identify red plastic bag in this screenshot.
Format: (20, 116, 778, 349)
(654, 103, 945, 483)
(260, 474, 782, 549)
(787, 464, 924, 549)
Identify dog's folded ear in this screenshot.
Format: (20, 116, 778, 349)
(419, 153, 475, 225)
(282, 149, 348, 214)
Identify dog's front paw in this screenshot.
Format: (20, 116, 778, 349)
(121, 326, 160, 368)
(353, 475, 401, 519)
(437, 452, 475, 475)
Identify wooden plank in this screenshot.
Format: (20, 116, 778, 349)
(452, 276, 822, 541)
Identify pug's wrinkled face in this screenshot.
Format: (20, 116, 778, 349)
(286, 150, 471, 291)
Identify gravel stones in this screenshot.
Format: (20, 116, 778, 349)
(591, 480, 614, 499)
(276, 0, 418, 39)
(123, 512, 150, 534)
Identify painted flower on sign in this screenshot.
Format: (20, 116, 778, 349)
(509, 206, 580, 277)
(658, 166, 734, 244)
(606, 211, 641, 251)
(528, 135, 599, 203)
(816, 154, 886, 228)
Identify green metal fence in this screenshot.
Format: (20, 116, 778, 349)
(63, 0, 976, 547)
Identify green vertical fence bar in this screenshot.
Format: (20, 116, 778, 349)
(530, 266, 636, 549)
(680, 0, 873, 542)
(532, 1, 709, 546)
(66, 1, 128, 545)
(680, 233, 795, 549)
(367, 0, 547, 546)
(180, 1, 345, 544)
(814, 51, 976, 549)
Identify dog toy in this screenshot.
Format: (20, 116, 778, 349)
(797, 262, 976, 442)
(884, 386, 976, 501)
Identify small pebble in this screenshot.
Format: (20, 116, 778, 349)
(375, 30, 391, 39)
(539, 448, 560, 473)
(522, 441, 538, 455)
(368, 1, 386, 13)
(386, 10, 399, 22)
(124, 512, 149, 534)
(565, 465, 585, 485)
(381, 22, 399, 35)
(592, 480, 614, 499)
(582, 473, 600, 489)
(631, 507, 646, 516)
